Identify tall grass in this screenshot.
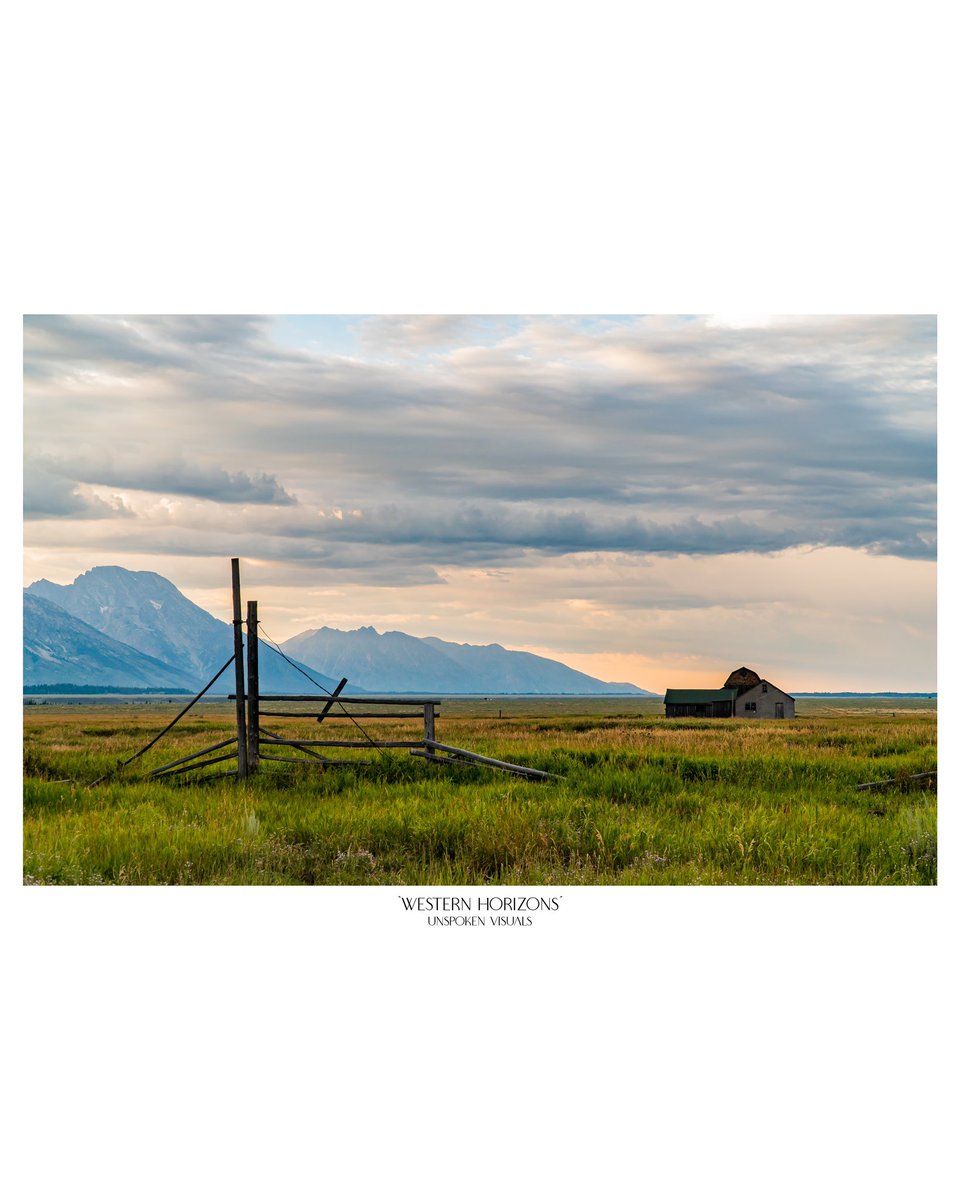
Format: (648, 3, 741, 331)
(23, 701, 936, 885)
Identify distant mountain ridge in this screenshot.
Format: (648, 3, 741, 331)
(23, 593, 200, 690)
(24, 567, 343, 694)
(24, 566, 655, 695)
(282, 625, 654, 695)
(29, 567, 230, 682)
(793, 692, 936, 698)
(421, 635, 650, 694)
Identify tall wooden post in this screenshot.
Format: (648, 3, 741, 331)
(423, 701, 436, 758)
(231, 558, 249, 779)
(246, 599, 260, 773)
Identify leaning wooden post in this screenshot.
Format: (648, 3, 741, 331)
(246, 599, 260, 773)
(231, 558, 249, 779)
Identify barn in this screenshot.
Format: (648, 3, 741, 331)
(664, 667, 795, 719)
(662, 688, 738, 718)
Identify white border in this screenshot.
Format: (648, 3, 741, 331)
(7, 2, 952, 1195)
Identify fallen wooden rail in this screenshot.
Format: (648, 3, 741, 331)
(150, 737, 237, 776)
(413, 739, 557, 780)
(153, 752, 239, 778)
(856, 771, 937, 791)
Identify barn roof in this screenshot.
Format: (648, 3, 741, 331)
(724, 666, 762, 690)
(664, 688, 738, 704)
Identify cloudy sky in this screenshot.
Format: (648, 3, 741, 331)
(23, 314, 936, 691)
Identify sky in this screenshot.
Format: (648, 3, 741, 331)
(22, 314, 937, 692)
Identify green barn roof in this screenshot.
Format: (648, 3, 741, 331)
(663, 688, 739, 704)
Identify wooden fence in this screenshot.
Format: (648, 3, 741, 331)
(149, 559, 552, 782)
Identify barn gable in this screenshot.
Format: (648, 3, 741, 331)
(734, 680, 795, 719)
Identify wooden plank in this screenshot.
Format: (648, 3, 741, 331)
(258, 753, 327, 765)
(258, 710, 426, 719)
(315, 677, 348, 726)
(153, 752, 239, 778)
(856, 771, 937, 791)
(88, 654, 237, 786)
(422, 739, 556, 779)
(230, 695, 442, 705)
(259, 738, 425, 748)
(409, 750, 460, 767)
(311, 760, 373, 766)
(246, 599, 259, 772)
(423, 701, 437, 758)
(258, 754, 372, 767)
(230, 559, 248, 779)
(259, 725, 332, 763)
(412, 748, 553, 780)
(257, 726, 288, 740)
(150, 737, 237, 775)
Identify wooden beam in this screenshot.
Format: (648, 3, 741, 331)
(316, 677, 348, 726)
(420, 740, 556, 780)
(409, 750, 459, 767)
(423, 701, 437, 758)
(229, 695, 442, 705)
(231, 558, 248, 779)
(153, 752, 239, 778)
(258, 754, 372, 767)
(258, 710, 426, 719)
(257, 738, 425, 748)
(258, 753, 328, 765)
(150, 737, 238, 775)
(88, 654, 237, 787)
(856, 771, 937, 791)
(246, 599, 260, 772)
(259, 725, 332, 763)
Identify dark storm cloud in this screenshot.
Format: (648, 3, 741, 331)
(23, 315, 936, 570)
(29, 454, 295, 506)
(266, 501, 935, 561)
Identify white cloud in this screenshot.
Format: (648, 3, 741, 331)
(22, 314, 937, 688)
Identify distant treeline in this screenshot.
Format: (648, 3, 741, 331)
(795, 692, 936, 698)
(23, 684, 192, 695)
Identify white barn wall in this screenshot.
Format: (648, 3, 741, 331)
(734, 681, 795, 719)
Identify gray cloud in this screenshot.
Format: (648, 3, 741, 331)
(23, 460, 133, 520)
(23, 314, 270, 373)
(37, 455, 296, 506)
(23, 315, 936, 572)
(264, 500, 936, 562)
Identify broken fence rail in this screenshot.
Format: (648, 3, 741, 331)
(414, 739, 558, 780)
(855, 771, 937, 791)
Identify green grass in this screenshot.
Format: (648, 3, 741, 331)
(22, 699, 937, 885)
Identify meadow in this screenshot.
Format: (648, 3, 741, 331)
(22, 697, 937, 885)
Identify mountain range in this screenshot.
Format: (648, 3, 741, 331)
(25, 567, 344, 695)
(284, 625, 651, 694)
(23, 593, 200, 690)
(23, 566, 654, 696)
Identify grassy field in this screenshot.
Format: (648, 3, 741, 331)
(22, 697, 937, 885)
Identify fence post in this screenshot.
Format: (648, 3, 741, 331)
(231, 558, 249, 779)
(423, 702, 436, 757)
(246, 599, 260, 773)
